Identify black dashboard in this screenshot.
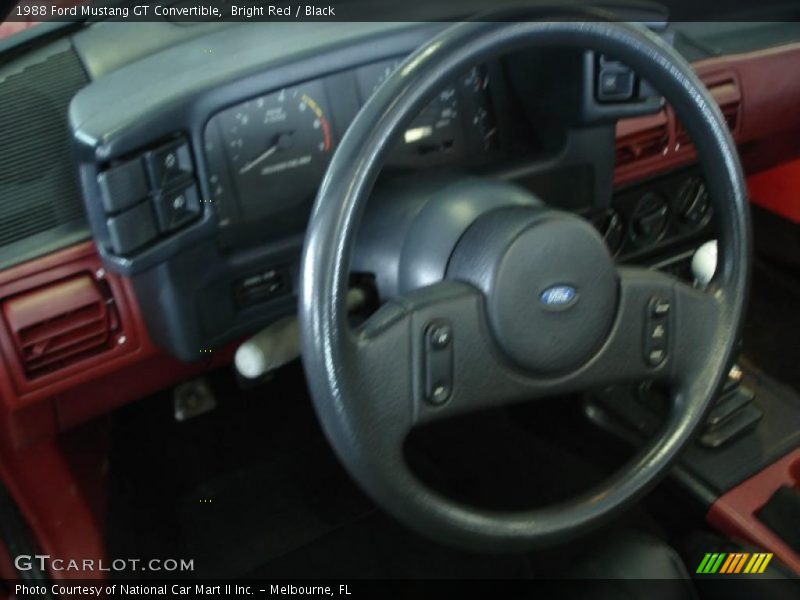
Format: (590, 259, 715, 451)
(18, 18, 784, 361)
(66, 21, 632, 360)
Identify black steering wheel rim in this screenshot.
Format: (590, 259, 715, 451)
(299, 18, 750, 551)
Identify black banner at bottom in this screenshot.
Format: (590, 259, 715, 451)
(5, 578, 800, 600)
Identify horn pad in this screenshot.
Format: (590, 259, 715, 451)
(447, 207, 618, 374)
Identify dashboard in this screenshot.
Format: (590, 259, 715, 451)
(69, 21, 638, 361)
(63, 20, 800, 361)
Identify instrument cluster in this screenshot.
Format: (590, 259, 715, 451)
(203, 58, 501, 247)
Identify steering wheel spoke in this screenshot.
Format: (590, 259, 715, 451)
(351, 281, 538, 433)
(579, 267, 724, 390)
(351, 267, 724, 437)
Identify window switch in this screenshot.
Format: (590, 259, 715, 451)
(106, 202, 158, 255)
(97, 158, 149, 214)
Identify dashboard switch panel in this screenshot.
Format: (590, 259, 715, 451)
(598, 65, 635, 102)
(97, 159, 149, 214)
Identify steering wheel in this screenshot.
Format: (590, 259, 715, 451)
(299, 18, 750, 551)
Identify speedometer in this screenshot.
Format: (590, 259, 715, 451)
(218, 80, 333, 223)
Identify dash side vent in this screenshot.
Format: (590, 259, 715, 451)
(2, 275, 120, 378)
(676, 79, 742, 148)
(615, 110, 669, 167)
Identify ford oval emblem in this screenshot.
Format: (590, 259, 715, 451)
(540, 285, 578, 310)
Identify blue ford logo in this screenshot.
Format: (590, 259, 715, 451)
(540, 285, 577, 309)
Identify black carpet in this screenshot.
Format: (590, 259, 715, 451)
(742, 259, 800, 393)
(106, 364, 372, 578)
(743, 206, 800, 392)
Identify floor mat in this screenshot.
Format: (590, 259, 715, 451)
(742, 260, 800, 392)
(106, 363, 372, 579)
(249, 511, 533, 579)
(179, 445, 372, 577)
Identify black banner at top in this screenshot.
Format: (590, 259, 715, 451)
(2, 0, 800, 23)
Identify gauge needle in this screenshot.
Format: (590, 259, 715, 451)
(239, 132, 295, 174)
(239, 145, 278, 174)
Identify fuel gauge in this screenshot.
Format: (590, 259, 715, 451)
(462, 66, 498, 153)
(355, 58, 464, 166)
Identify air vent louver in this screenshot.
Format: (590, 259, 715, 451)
(2, 275, 119, 378)
(615, 111, 669, 166)
(676, 79, 741, 148)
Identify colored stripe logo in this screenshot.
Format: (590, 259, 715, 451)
(696, 552, 773, 574)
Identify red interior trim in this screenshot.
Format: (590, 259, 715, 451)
(0, 242, 235, 449)
(0, 243, 237, 578)
(0, 433, 107, 581)
(0, 242, 143, 407)
(615, 43, 800, 187)
(747, 158, 800, 224)
(707, 448, 800, 575)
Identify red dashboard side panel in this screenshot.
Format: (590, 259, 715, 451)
(55, 352, 210, 431)
(615, 43, 800, 187)
(707, 448, 800, 575)
(0, 434, 107, 581)
(0, 242, 145, 409)
(0, 240, 226, 578)
(0, 241, 223, 449)
(0, 398, 58, 450)
(747, 159, 800, 224)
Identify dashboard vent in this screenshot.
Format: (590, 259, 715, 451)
(676, 79, 742, 148)
(2, 275, 119, 378)
(615, 111, 669, 166)
(0, 45, 90, 269)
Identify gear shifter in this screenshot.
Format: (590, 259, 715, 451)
(691, 239, 718, 288)
(688, 239, 762, 447)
